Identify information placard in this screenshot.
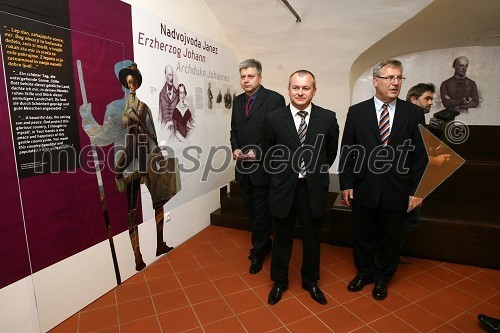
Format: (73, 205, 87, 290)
(0, 11, 80, 177)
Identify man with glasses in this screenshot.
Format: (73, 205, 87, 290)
(339, 59, 427, 300)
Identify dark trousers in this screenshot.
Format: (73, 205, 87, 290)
(352, 201, 404, 282)
(239, 176, 272, 259)
(401, 207, 420, 252)
(270, 180, 322, 288)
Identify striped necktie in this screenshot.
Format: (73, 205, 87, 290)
(297, 111, 307, 144)
(379, 103, 390, 146)
(297, 111, 308, 176)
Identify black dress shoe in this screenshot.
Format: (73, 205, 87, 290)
(478, 314, 500, 333)
(347, 275, 374, 292)
(372, 281, 388, 301)
(249, 257, 263, 274)
(302, 284, 328, 305)
(268, 284, 287, 305)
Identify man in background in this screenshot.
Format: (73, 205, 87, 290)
(400, 83, 451, 264)
(440, 56, 479, 112)
(407, 83, 435, 114)
(230, 59, 285, 274)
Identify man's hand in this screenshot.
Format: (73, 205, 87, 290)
(342, 189, 354, 207)
(430, 154, 451, 167)
(245, 149, 256, 161)
(233, 149, 244, 161)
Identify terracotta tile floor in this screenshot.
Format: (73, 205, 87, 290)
(50, 225, 500, 333)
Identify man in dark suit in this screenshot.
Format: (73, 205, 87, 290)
(230, 59, 285, 274)
(339, 59, 428, 301)
(265, 70, 339, 305)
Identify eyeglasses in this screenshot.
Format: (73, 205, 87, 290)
(376, 76, 406, 83)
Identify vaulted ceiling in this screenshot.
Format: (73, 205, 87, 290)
(205, 0, 500, 101)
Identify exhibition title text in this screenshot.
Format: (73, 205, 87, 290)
(137, 23, 219, 64)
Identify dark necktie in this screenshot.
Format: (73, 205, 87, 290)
(245, 97, 253, 117)
(297, 111, 308, 176)
(379, 103, 390, 146)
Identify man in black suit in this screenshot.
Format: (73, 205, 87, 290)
(265, 70, 339, 305)
(339, 59, 428, 301)
(230, 59, 285, 274)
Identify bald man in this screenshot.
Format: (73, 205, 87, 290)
(440, 56, 479, 112)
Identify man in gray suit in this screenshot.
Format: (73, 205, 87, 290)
(230, 59, 285, 274)
(265, 70, 339, 305)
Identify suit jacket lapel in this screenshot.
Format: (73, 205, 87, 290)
(304, 104, 319, 145)
(360, 98, 382, 143)
(237, 95, 246, 121)
(389, 99, 408, 143)
(283, 107, 301, 146)
(245, 86, 266, 121)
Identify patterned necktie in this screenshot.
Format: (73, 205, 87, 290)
(379, 103, 390, 146)
(297, 111, 308, 176)
(245, 97, 253, 117)
(297, 111, 308, 143)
